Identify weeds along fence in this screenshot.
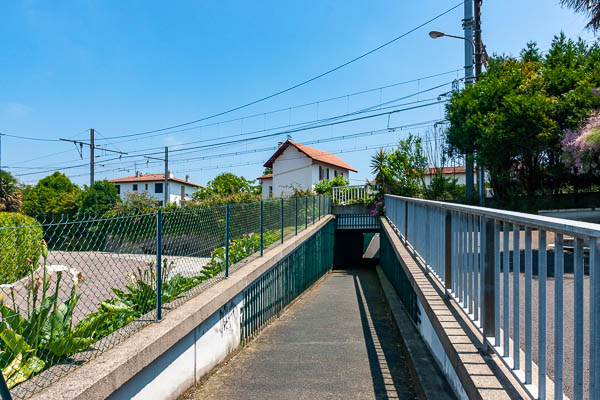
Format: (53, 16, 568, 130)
(0, 195, 330, 399)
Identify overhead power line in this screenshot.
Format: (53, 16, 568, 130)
(99, 2, 463, 141)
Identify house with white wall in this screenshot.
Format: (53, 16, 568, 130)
(423, 166, 478, 186)
(109, 172, 200, 205)
(258, 140, 357, 199)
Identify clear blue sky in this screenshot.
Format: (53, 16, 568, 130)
(1, 0, 596, 187)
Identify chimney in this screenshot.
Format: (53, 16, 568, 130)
(168, 170, 174, 179)
(135, 170, 140, 177)
(185, 174, 190, 182)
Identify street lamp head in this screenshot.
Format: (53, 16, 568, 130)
(428, 30, 445, 39)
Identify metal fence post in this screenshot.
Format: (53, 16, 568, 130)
(318, 195, 321, 219)
(444, 210, 452, 297)
(0, 371, 11, 400)
(225, 203, 230, 277)
(295, 197, 298, 235)
(281, 198, 284, 243)
(404, 201, 408, 241)
(260, 200, 264, 256)
(312, 196, 315, 224)
(483, 217, 495, 351)
(305, 197, 308, 229)
(156, 209, 163, 321)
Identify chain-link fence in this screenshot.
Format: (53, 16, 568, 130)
(0, 195, 330, 399)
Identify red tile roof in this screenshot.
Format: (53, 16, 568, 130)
(263, 140, 357, 172)
(108, 173, 200, 187)
(425, 166, 477, 176)
(257, 173, 273, 180)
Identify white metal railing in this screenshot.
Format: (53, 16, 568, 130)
(331, 184, 374, 205)
(384, 194, 600, 400)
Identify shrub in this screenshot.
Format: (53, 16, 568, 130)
(0, 213, 43, 283)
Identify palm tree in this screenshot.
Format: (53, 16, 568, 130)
(370, 149, 389, 194)
(0, 170, 21, 212)
(560, 0, 600, 32)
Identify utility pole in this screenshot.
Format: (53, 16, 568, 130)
(60, 129, 128, 187)
(164, 147, 169, 206)
(90, 128, 94, 187)
(144, 146, 169, 206)
(474, 0, 485, 206)
(463, 0, 475, 200)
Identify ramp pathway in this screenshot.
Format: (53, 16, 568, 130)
(187, 268, 418, 400)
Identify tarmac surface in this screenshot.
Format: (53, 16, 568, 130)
(187, 268, 418, 400)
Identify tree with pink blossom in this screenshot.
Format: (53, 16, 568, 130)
(562, 111, 600, 174)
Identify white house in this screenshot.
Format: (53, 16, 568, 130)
(109, 172, 200, 205)
(258, 140, 357, 199)
(423, 166, 479, 186)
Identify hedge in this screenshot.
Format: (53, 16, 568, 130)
(0, 213, 43, 284)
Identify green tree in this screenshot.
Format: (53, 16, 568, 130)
(22, 172, 81, 218)
(0, 170, 22, 212)
(77, 180, 120, 215)
(370, 134, 427, 197)
(193, 172, 259, 201)
(445, 35, 600, 201)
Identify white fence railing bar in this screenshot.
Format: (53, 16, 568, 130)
(331, 185, 375, 205)
(384, 194, 600, 400)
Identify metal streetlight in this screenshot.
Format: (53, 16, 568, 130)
(428, 31, 475, 55)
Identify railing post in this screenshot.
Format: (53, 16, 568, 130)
(404, 201, 408, 241)
(225, 203, 230, 277)
(260, 200, 264, 256)
(318, 195, 321, 220)
(295, 197, 298, 235)
(281, 198, 284, 243)
(482, 217, 495, 351)
(312, 196, 315, 224)
(444, 210, 452, 297)
(305, 197, 308, 229)
(0, 371, 11, 400)
(156, 209, 163, 321)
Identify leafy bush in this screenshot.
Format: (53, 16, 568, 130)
(313, 175, 348, 195)
(0, 213, 43, 284)
(0, 243, 108, 388)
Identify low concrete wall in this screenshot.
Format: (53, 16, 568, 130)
(32, 216, 334, 400)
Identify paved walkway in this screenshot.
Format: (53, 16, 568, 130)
(187, 268, 418, 400)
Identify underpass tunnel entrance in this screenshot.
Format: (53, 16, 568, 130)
(333, 229, 379, 268)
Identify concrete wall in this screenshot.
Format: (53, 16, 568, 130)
(115, 181, 196, 205)
(108, 293, 243, 400)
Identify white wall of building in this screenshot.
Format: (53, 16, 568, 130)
(261, 178, 273, 200)
(272, 146, 313, 197)
(115, 181, 196, 205)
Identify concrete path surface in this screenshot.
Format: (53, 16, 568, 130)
(185, 268, 418, 400)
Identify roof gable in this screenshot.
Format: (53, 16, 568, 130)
(108, 173, 200, 187)
(263, 140, 357, 172)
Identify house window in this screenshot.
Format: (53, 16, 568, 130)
(269, 186, 273, 198)
(334, 170, 338, 177)
(319, 166, 323, 180)
(145, 183, 148, 191)
(132, 184, 138, 192)
(326, 168, 330, 180)
(155, 183, 163, 193)
(115, 185, 120, 194)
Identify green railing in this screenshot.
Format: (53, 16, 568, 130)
(379, 229, 420, 325)
(335, 213, 379, 230)
(241, 220, 335, 342)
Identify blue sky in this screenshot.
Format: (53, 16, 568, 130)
(1, 0, 596, 187)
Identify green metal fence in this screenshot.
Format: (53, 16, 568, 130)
(379, 229, 420, 325)
(0, 195, 330, 399)
(241, 219, 335, 342)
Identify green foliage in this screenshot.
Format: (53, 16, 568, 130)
(424, 170, 464, 201)
(445, 34, 600, 201)
(313, 175, 349, 195)
(0, 245, 108, 388)
(0, 170, 22, 212)
(0, 213, 43, 283)
(193, 173, 260, 202)
(22, 172, 80, 218)
(77, 180, 120, 216)
(108, 191, 160, 215)
(370, 134, 427, 197)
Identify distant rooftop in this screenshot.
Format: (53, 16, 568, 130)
(263, 140, 357, 172)
(109, 173, 200, 187)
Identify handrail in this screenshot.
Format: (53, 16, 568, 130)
(386, 194, 600, 238)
